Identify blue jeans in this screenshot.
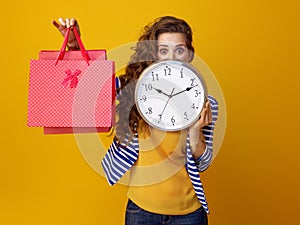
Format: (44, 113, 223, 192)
(125, 199, 208, 225)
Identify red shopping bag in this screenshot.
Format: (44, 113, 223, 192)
(27, 27, 115, 134)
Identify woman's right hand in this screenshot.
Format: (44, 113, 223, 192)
(52, 18, 80, 50)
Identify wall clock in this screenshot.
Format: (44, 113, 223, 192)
(135, 60, 207, 131)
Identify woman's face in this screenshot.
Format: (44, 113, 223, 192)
(157, 32, 192, 62)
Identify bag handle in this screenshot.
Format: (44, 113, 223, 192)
(55, 27, 90, 65)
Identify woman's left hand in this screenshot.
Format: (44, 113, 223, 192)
(190, 100, 212, 131)
(188, 100, 212, 157)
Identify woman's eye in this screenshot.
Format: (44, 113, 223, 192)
(159, 48, 168, 55)
(176, 48, 185, 55)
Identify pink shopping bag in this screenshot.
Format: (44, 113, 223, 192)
(27, 27, 115, 134)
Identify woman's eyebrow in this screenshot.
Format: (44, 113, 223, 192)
(158, 44, 169, 47)
(158, 43, 186, 48)
(174, 43, 186, 47)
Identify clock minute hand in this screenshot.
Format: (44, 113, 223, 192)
(172, 85, 198, 97)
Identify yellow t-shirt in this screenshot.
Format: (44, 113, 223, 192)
(127, 127, 201, 215)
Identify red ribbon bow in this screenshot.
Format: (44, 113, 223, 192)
(62, 69, 81, 88)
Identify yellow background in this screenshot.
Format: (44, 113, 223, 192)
(1, 0, 299, 224)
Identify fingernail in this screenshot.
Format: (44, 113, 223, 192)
(70, 18, 75, 26)
(58, 18, 65, 26)
(66, 18, 70, 28)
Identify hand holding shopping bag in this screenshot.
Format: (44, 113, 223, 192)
(27, 24, 115, 134)
(52, 18, 81, 51)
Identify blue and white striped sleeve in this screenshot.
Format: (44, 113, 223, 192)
(196, 95, 219, 172)
(115, 76, 121, 96)
(101, 134, 139, 186)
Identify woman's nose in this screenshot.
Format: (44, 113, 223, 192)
(168, 51, 176, 60)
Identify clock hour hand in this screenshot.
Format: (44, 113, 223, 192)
(172, 85, 198, 97)
(153, 87, 170, 97)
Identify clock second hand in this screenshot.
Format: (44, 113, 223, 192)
(158, 88, 175, 121)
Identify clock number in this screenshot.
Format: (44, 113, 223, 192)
(164, 66, 171, 76)
(146, 107, 153, 114)
(184, 112, 189, 120)
(171, 116, 175, 125)
(151, 72, 159, 81)
(180, 68, 184, 78)
(158, 114, 162, 121)
(142, 83, 153, 91)
(140, 95, 147, 102)
(194, 90, 201, 98)
(191, 103, 198, 110)
(190, 78, 196, 87)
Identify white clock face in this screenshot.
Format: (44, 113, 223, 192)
(135, 60, 207, 131)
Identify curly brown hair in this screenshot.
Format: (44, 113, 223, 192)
(115, 16, 195, 144)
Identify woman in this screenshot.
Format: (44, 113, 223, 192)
(53, 16, 218, 225)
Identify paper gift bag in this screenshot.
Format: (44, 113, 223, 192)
(27, 27, 115, 134)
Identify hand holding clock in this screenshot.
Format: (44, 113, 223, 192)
(188, 100, 212, 159)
